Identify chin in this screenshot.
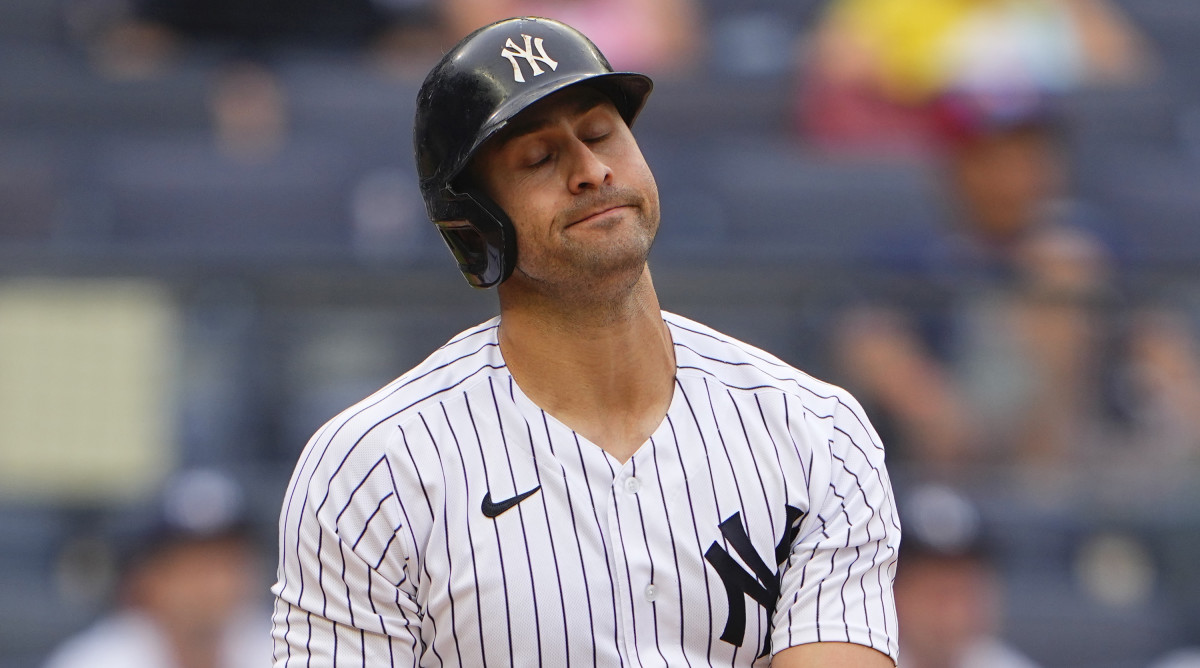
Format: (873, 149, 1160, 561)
(579, 235, 653, 273)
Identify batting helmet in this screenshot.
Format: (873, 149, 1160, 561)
(414, 16, 654, 288)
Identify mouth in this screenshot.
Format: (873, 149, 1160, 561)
(568, 203, 633, 228)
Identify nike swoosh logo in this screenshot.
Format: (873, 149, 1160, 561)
(481, 486, 541, 518)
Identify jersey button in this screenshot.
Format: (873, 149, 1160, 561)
(644, 584, 658, 601)
(624, 477, 642, 494)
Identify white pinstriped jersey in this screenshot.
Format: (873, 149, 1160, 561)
(272, 311, 900, 667)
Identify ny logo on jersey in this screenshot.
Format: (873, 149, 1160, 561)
(501, 34, 559, 83)
(704, 505, 804, 657)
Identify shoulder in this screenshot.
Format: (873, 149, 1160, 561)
(286, 317, 505, 491)
(666, 310, 859, 408)
(375, 316, 504, 410)
(321, 317, 503, 440)
(664, 310, 880, 448)
(277, 318, 506, 569)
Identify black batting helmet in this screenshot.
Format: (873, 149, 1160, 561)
(414, 16, 654, 288)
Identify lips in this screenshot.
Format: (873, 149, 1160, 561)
(568, 202, 632, 228)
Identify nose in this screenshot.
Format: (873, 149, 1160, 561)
(566, 139, 613, 194)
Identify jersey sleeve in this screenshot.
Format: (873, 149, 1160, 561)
(771, 391, 901, 663)
(271, 423, 424, 667)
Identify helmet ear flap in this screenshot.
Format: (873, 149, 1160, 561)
(433, 190, 517, 288)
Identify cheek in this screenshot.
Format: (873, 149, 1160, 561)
(488, 166, 556, 218)
(629, 159, 661, 223)
(503, 189, 557, 244)
(642, 165, 660, 209)
(623, 142, 657, 188)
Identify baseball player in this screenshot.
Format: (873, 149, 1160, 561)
(272, 16, 900, 667)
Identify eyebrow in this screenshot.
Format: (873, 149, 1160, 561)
(495, 93, 608, 144)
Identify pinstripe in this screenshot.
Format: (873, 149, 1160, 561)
(522, 410, 570, 668)
(677, 387, 727, 666)
(544, 412, 599, 668)
(464, 395, 503, 666)
(338, 542, 353, 629)
(702, 380, 751, 663)
(703, 379, 749, 521)
(272, 312, 900, 666)
(278, 332, 507, 666)
(599, 452, 634, 667)
(738, 392, 781, 657)
(630, 457, 670, 666)
(648, 434, 695, 668)
(825, 477, 856, 640)
(350, 491, 390, 551)
(396, 423, 445, 667)
(732, 388, 782, 657)
(681, 378, 739, 666)
(733, 393, 776, 535)
(420, 412, 463, 668)
(394, 589, 418, 659)
(831, 422, 902, 536)
(320, 443, 385, 630)
(678, 382, 725, 535)
(770, 393, 805, 649)
(488, 377, 544, 666)
(674, 340, 884, 452)
(815, 512, 831, 643)
(330, 618, 337, 662)
(277, 417, 338, 667)
(389, 429, 423, 577)
(374, 458, 404, 574)
(283, 325, 497, 567)
(610, 465, 643, 666)
(303, 611, 312, 667)
(830, 448, 882, 642)
(439, 402, 482, 666)
(590, 436, 628, 666)
(664, 413, 715, 667)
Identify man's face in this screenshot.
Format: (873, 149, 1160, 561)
(470, 86, 661, 296)
(131, 536, 257, 637)
(895, 556, 998, 657)
(951, 126, 1063, 244)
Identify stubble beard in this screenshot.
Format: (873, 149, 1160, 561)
(515, 184, 660, 304)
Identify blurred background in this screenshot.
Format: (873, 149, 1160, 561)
(1, 0, 1198, 666)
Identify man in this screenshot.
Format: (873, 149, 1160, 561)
(892, 484, 1040, 668)
(272, 16, 899, 667)
(45, 469, 268, 668)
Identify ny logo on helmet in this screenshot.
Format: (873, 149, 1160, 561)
(501, 34, 559, 83)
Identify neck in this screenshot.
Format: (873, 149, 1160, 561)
(497, 267, 676, 461)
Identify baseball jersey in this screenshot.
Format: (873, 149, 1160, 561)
(271, 310, 901, 666)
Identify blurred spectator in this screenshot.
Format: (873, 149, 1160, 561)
(794, 0, 1156, 159)
(829, 89, 1200, 478)
(438, 0, 704, 75)
(42, 469, 270, 668)
(208, 59, 289, 164)
(60, 0, 181, 79)
(131, 0, 428, 49)
(60, 0, 442, 78)
(896, 484, 1041, 668)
